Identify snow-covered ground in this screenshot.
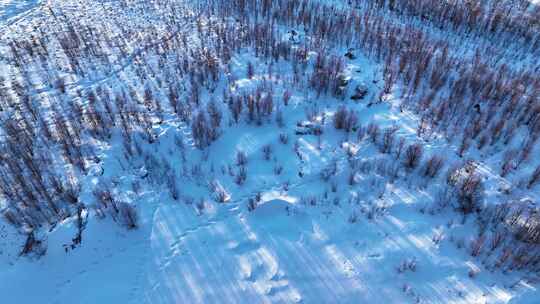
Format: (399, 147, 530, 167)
(0, 50, 536, 302)
(0, 0, 539, 303)
(0, 0, 40, 26)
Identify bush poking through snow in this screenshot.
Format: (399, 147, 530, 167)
(274, 164, 284, 175)
(432, 231, 444, 245)
(380, 127, 397, 154)
(118, 202, 138, 229)
(262, 144, 272, 160)
(468, 268, 480, 278)
(348, 211, 359, 223)
(279, 133, 289, 144)
(276, 110, 285, 127)
(528, 165, 540, 189)
(247, 62, 254, 79)
(321, 160, 338, 181)
(282, 90, 292, 106)
(489, 231, 506, 251)
(333, 106, 359, 132)
(404, 143, 423, 170)
(456, 173, 484, 214)
(196, 199, 206, 216)
(167, 173, 179, 200)
(192, 111, 214, 149)
(236, 150, 248, 166)
(470, 235, 485, 257)
(423, 155, 445, 178)
(210, 180, 230, 203)
(367, 123, 380, 143)
(397, 258, 417, 273)
(72, 205, 88, 247)
(20, 231, 47, 257)
(247, 198, 257, 212)
(235, 167, 247, 185)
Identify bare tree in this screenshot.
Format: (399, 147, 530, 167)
(423, 155, 445, 178)
(404, 143, 423, 169)
(528, 165, 540, 189)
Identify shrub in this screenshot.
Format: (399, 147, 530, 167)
(367, 123, 380, 143)
(423, 155, 444, 178)
(333, 106, 358, 132)
(397, 258, 417, 273)
(274, 164, 283, 175)
(262, 144, 272, 160)
(118, 202, 138, 229)
(20, 231, 47, 257)
(167, 173, 179, 200)
(457, 173, 484, 214)
(348, 211, 359, 223)
(247, 198, 257, 212)
(528, 165, 540, 189)
(211, 180, 230, 203)
(235, 167, 247, 185)
(279, 133, 289, 144)
(236, 150, 248, 166)
(381, 127, 397, 153)
(470, 235, 485, 257)
(404, 143, 423, 169)
(196, 199, 206, 215)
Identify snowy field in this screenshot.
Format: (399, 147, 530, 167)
(0, 0, 539, 303)
(0, 0, 40, 26)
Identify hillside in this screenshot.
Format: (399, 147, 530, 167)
(0, 0, 540, 303)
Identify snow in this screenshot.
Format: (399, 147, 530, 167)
(0, 0, 40, 27)
(1, 79, 535, 303)
(0, 0, 538, 303)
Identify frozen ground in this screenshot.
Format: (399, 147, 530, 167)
(0, 0, 539, 303)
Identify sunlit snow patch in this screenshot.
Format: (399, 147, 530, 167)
(248, 198, 310, 241)
(0, 0, 40, 25)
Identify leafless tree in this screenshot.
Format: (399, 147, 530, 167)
(404, 143, 423, 169)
